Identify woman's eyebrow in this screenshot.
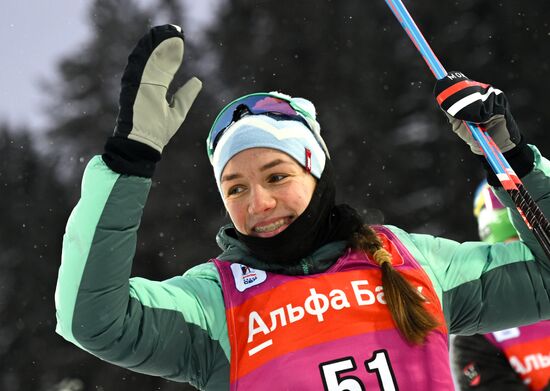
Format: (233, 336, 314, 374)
(260, 159, 287, 171)
(221, 173, 242, 183)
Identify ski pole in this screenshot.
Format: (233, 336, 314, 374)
(384, 0, 550, 258)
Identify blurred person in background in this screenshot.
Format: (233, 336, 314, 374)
(54, 25, 550, 390)
(452, 181, 550, 391)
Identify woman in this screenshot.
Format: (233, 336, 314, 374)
(55, 25, 550, 390)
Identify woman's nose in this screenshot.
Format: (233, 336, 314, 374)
(248, 185, 276, 215)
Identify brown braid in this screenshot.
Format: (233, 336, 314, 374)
(350, 224, 439, 345)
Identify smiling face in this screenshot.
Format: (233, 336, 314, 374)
(220, 148, 317, 238)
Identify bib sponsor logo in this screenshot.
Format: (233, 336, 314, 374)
(226, 269, 446, 382)
(231, 263, 267, 292)
(493, 328, 520, 342)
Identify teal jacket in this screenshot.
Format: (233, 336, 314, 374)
(55, 146, 550, 390)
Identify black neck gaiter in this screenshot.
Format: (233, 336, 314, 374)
(235, 162, 363, 264)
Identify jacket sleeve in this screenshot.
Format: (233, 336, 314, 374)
(54, 156, 229, 389)
(451, 335, 527, 391)
(387, 145, 550, 335)
(494, 145, 550, 266)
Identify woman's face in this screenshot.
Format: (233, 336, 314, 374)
(220, 148, 317, 238)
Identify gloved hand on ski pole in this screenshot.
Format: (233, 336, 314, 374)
(103, 24, 202, 177)
(433, 71, 522, 155)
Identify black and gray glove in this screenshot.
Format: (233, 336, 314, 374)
(434, 71, 533, 185)
(103, 24, 202, 177)
(434, 71, 521, 154)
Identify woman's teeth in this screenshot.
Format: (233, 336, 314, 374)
(254, 219, 286, 233)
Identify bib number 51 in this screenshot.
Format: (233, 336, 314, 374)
(319, 350, 398, 391)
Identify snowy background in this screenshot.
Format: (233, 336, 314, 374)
(1, 1, 549, 390)
(1, 0, 220, 130)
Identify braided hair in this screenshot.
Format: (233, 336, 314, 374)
(350, 225, 439, 345)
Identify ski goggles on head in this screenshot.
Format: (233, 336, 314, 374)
(206, 92, 316, 160)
